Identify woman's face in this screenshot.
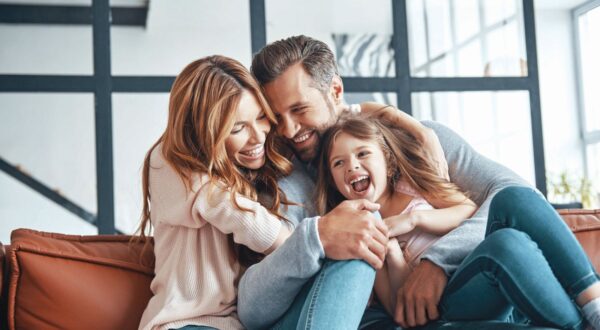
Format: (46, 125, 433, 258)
(328, 132, 390, 203)
(225, 90, 271, 170)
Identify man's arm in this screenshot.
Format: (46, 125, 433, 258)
(238, 199, 387, 329)
(238, 217, 323, 329)
(394, 121, 533, 327)
(419, 120, 531, 274)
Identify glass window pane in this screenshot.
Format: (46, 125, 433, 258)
(412, 91, 535, 185)
(0, 25, 93, 74)
(0, 93, 97, 216)
(578, 6, 600, 132)
(0, 172, 97, 243)
(266, 0, 395, 77)
(345, 92, 398, 108)
(586, 142, 600, 208)
(111, 1, 252, 75)
(407, 0, 527, 77)
(112, 93, 169, 234)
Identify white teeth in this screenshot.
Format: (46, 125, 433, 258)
(241, 145, 264, 157)
(350, 175, 369, 184)
(293, 131, 312, 143)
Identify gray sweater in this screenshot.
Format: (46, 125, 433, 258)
(237, 121, 531, 329)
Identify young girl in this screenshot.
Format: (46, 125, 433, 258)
(136, 56, 295, 330)
(318, 116, 600, 329)
(316, 116, 477, 315)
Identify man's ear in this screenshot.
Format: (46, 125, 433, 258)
(330, 75, 344, 104)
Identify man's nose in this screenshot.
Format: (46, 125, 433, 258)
(277, 116, 299, 140)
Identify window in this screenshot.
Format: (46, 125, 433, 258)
(574, 0, 600, 205)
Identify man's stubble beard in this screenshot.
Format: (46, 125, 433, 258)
(293, 95, 338, 163)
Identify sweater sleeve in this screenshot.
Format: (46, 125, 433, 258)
(419, 121, 532, 275)
(237, 216, 325, 329)
(193, 181, 283, 254)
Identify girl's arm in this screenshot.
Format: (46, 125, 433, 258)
(375, 238, 411, 316)
(359, 102, 449, 180)
(374, 264, 393, 315)
(385, 195, 477, 237)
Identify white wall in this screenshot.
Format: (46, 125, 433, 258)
(0, 1, 589, 242)
(0, 0, 252, 242)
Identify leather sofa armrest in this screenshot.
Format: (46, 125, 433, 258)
(0, 242, 5, 299)
(1, 242, 7, 330)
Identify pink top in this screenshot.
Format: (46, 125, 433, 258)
(393, 181, 440, 268)
(138, 144, 284, 330)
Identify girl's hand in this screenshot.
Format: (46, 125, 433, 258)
(384, 213, 417, 237)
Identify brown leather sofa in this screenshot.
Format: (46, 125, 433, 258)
(1, 209, 599, 330)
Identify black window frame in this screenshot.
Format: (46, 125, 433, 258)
(0, 0, 546, 234)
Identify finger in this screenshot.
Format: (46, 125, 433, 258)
(395, 292, 408, 328)
(367, 237, 386, 263)
(415, 299, 428, 326)
(349, 198, 380, 212)
(359, 244, 383, 269)
(373, 216, 389, 237)
(426, 300, 440, 321)
(371, 222, 389, 247)
(405, 295, 416, 328)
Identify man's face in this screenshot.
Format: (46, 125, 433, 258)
(263, 63, 338, 162)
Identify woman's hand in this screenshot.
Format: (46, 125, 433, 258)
(384, 213, 417, 237)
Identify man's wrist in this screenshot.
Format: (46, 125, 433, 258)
(314, 216, 327, 258)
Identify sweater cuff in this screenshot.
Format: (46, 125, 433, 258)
(308, 216, 326, 259)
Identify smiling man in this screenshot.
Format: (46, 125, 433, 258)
(237, 35, 530, 329)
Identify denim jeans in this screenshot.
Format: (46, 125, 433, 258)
(360, 186, 599, 330)
(271, 258, 375, 330)
(439, 186, 599, 330)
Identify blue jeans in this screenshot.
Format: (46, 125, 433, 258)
(440, 186, 598, 329)
(271, 259, 375, 330)
(360, 186, 600, 330)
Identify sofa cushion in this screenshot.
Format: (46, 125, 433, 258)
(7, 229, 154, 330)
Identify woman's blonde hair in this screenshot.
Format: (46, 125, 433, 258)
(135, 55, 292, 266)
(316, 116, 463, 214)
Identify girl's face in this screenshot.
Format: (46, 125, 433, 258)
(328, 132, 390, 203)
(225, 90, 271, 170)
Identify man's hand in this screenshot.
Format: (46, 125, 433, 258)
(318, 199, 389, 269)
(395, 260, 447, 328)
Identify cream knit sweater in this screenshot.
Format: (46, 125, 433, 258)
(138, 144, 284, 330)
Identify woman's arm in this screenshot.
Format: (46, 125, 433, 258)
(385, 196, 477, 236)
(264, 224, 292, 254)
(194, 181, 292, 254)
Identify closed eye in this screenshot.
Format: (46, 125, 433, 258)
(292, 106, 308, 114)
(231, 125, 244, 134)
(258, 112, 267, 120)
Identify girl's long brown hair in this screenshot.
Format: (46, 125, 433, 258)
(316, 116, 464, 214)
(134, 55, 292, 267)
